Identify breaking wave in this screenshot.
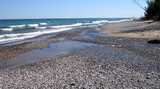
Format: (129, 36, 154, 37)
(0, 28, 72, 44)
(0, 19, 132, 44)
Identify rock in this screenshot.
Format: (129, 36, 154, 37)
(146, 76, 151, 79)
(69, 83, 76, 86)
(147, 39, 160, 44)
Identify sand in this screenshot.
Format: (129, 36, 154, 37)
(101, 21, 160, 39)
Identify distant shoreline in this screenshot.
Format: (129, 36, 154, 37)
(0, 17, 131, 20)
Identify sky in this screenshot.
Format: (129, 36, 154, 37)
(0, 0, 147, 19)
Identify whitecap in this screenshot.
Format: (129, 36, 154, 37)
(27, 24, 39, 28)
(0, 28, 13, 31)
(0, 27, 73, 44)
(36, 26, 47, 29)
(92, 20, 109, 24)
(9, 25, 26, 28)
(39, 23, 47, 26)
(49, 23, 82, 29)
(107, 19, 132, 23)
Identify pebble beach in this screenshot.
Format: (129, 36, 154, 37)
(0, 21, 160, 89)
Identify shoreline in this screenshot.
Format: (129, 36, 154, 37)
(101, 21, 160, 39)
(0, 21, 160, 88)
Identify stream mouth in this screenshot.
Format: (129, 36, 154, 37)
(0, 40, 97, 69)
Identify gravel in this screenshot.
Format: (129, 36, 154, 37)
(0, 55, 160, 89)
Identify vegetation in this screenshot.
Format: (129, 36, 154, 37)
(144, 0, 160, 20)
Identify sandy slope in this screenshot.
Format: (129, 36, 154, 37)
(101, 21, 160, 39)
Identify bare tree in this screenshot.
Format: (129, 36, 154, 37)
(133, 0, 146, 10)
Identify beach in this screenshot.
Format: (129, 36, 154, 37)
(0, 21, 160, 89)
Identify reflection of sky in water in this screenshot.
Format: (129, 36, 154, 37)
(0, 41, 96, 69)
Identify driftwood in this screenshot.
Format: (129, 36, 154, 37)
(147, 39, 160, 44)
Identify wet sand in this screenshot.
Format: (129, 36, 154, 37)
(0, 22, 160, 89)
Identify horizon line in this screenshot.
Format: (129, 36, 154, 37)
(0, 17, 133, 20)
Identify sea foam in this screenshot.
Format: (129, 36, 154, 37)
(0, 28, 13, 31)
(39, 23, 47, 26)
(0, 27, 72, 44)
(27, 24, 39, 28)
(92, 20, 109, 24)
(49, 23, 82, 29)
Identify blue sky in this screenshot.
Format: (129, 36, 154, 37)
(0, 0, 147, 19)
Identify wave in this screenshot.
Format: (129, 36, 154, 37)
(0, 28, 14, 31)
(90, 19, 132, 25)
(92, 20, 109, 24)
(35, 26, 47, 29)
(27, 24, 39, 28)
(9, 25, 26, 28)
(0, 19, 132, 44)
(39, 23, 47, 26)
(48, 23, 83, 29)
(107, 19, 132, 23)
(1, 23, 47, 31)
(9, 25, 26, 29)
(0, 27, 72, 44)
(0, 19, 131, 32)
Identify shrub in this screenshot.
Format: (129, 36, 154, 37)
(145, 0, 160, 20)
